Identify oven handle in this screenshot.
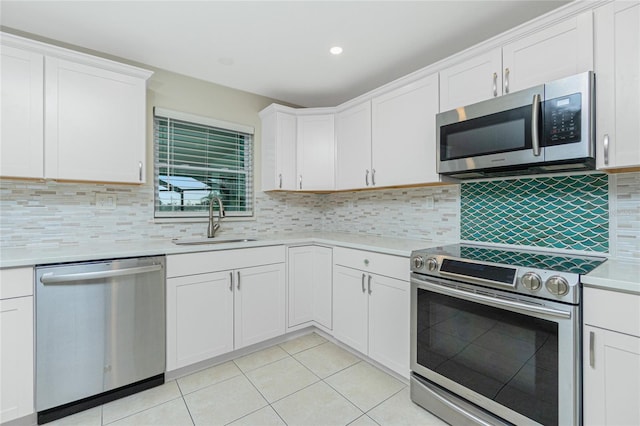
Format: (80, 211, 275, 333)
(413, 277, 571, 320)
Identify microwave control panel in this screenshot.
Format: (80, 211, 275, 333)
(544, 93, 582, 146)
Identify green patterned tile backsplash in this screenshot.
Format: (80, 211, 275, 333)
(461, 174, 609, 252)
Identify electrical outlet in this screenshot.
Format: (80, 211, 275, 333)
(424, 196, 434, 210)
(96, 193, 117, 210)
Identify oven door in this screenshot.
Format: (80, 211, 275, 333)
(436, 84, 544, 176)
(410, 274, 580, 426)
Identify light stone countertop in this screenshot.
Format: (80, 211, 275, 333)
(2, 234, 638, 296)
(582, 258, 640, 295)
(0, 232, 450, 269)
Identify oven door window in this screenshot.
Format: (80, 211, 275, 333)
(416, 288, 558, 425)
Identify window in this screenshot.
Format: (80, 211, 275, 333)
(154, 108, 254, 218)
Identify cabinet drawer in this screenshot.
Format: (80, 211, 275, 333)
(0, 267, 33, 299)
(333, 247, 409, 281)
(167, 245, 285, 278)
(584, 287, 640, 337)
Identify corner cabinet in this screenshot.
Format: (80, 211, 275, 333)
(594, 1, 640, 172)
(287, 245, 332, 330)
(371, 73, 440, 187)
(296, 113, 335, 191)
(166, 246, 286, 371)
(0, 268, 34, 424)
(0, 32, 152, 183)
(332, 247, 410, 377)
(583, 287, 640, 426)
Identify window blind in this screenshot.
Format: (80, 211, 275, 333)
(154, 108, 254, 218)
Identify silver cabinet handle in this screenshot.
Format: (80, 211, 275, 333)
(361, 273, 366, 293)
(299, 175, 302, 190)
(504, 68, 510, 94)
(371, 169, 376, 186)
(229, 272, 233, 292)
(367, 275, 372, 295)
(279, 173, 283, 189)
(492, 72, 498, 97)
(531, 93, 541, 157)
(365, 169, 369, 186)
(237, 271, 241, 290)
(138, 161, 143, 181)
(40, 264, 162, 284)
(603, 134, 610, 166)
(589, 331, 595, 367)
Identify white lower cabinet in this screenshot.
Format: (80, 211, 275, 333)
(332, 248, 410, 377)
(166, 247, 285, 371)
(287, 245, 332, 330)
(0, 268, 34, 423)
(584, 287, 640, 426)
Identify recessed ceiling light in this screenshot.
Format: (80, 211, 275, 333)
(330, 46, 343, 55)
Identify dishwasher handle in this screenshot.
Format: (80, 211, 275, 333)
(40, 264, 163, 284)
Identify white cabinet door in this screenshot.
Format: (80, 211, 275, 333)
(368, 274, 410, 377)
(287, 245, 333, 329)
(372, 73, 440, 187)
(584, 325, 640, 426)
(336, 101, 372, 190)
(44, 57, 147, 183)
(312, 246, 333, 330)
(234, 263, 286, 349)
(166, 271, 234, 371)
(297, 114, 335, 190)
(439, 48, 502, 111)
(0, 296, 34, 423)
(0, 45, 44, 179)
(333, 266, 368, 355)
(261, 110, 297, 190)
(595, 1, 640, 171)
(288, 246, 315, 327)
(502, 11, 593, 93)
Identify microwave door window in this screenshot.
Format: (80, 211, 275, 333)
(441, 104, 533, 161)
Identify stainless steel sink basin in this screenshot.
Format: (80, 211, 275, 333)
(172, 238, 257, 246)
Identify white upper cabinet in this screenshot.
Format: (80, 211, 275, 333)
(260, 107, 297, 191)
(0, 45, 44, 179)
(0, 33, 152, 184)
(439, 11, 593, 112)
(439, 48, 502, 111)
(296, 113, 335, 191)
(335, 101, 372, 190)
(45, 57, 148, 183)
(502, 11, 594, 93)
(371, 73, 440, 187)
(594, 1, 640, 171)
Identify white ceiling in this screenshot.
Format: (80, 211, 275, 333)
(0, 1, 571, 107)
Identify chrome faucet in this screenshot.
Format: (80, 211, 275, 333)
(207, 196, 226, 238)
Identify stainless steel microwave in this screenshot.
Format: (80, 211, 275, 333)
(436, 71, 595, 179)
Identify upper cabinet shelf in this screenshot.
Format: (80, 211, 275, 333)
(1, 33, 153, 184)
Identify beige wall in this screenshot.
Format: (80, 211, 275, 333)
(144, 67, 289, 191)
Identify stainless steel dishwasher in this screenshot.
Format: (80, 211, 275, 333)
(35, 256, 165, 424)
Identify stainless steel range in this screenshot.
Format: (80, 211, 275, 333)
(409, 244, 606, 426)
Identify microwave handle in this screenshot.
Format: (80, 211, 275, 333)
(531, 93, 541, 157)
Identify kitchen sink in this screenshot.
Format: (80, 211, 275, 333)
(172, 238, 258, 246)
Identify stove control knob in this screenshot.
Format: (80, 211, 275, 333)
(522, 272, 542, 291)
(426, 258, 439, 272)
(546, 276, 569, 296)
(412, 256, 424, 269)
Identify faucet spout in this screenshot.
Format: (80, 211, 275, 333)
(207, 196, 225, 238)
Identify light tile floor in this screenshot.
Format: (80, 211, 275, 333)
(48, 333, 447, 426)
